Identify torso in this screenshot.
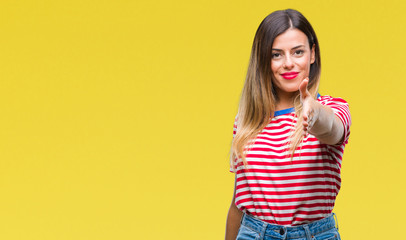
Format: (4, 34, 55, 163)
(231, 95, 350, 226)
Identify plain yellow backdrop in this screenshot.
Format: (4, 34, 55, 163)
(0, 0, 405, 239)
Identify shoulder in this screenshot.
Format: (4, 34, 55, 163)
(317, 94, 352, 145)
(317, 95, 349, 106)
(317, 94, 351, 121)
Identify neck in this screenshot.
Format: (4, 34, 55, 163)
(275, 91, 296, 111)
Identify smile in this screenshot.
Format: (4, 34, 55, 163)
(281, 72, 298, 80)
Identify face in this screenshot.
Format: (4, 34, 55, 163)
(270, 28, 315, 99)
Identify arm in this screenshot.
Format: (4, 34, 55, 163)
(299, 78, 345, 145)
(225, 174, 243, 240)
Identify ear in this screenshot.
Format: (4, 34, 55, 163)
(310, 44, 315, 64)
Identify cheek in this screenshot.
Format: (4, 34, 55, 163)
(296, 58, 312, 71)
(270, 61, 282, 73)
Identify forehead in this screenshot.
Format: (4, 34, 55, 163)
(272, 28, 309, 50)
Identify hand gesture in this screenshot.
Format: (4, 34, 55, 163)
(299, 77, 318, 136)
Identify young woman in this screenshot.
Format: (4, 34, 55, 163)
(225, 9, 351, 240)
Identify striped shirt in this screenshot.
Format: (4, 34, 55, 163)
(230, 95, 351, 226)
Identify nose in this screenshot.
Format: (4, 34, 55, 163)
(283, 55, 294, 69)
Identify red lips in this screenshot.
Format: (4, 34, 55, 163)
(281, 71, 299, 80)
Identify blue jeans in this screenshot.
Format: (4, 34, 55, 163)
(236, 213, 341, 240)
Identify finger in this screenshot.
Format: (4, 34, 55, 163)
(303, 126, 308, 136)
(299, 77, 309, 99)
(303, 107, 310, 121)
(303, 116, 309, 136)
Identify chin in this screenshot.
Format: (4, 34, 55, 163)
(283, 84, 301, 92)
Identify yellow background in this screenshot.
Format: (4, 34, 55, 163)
(0, 0, 405, 239)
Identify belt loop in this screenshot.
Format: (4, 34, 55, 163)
(259, 221, 267, 240)
(333, 213, 339, 231)
(302, 224, 313, 240)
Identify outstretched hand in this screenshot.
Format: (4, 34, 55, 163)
(299, 77, 318, 136)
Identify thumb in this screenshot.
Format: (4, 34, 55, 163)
(299, 77, 310, 99)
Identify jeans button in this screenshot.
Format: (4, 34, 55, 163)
(279, 228, 285, 234)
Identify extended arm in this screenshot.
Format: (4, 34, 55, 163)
(299, 78, 345, 145)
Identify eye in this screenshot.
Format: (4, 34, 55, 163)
(272, 53, 281, 59)
(294, 50, 304, 56)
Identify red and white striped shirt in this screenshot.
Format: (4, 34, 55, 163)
(230, 95, 351, 226)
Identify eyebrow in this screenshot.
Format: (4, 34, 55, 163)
(272, 45, 305, 51)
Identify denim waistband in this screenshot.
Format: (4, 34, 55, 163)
(240, 213, 338, 239)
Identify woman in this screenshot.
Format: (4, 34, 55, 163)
(225, 9, 351, 240)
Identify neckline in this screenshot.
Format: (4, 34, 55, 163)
(273, 93, 321, 117)
(274, 107, 295, 117)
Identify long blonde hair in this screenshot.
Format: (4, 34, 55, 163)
(230, 9, 321, 171)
